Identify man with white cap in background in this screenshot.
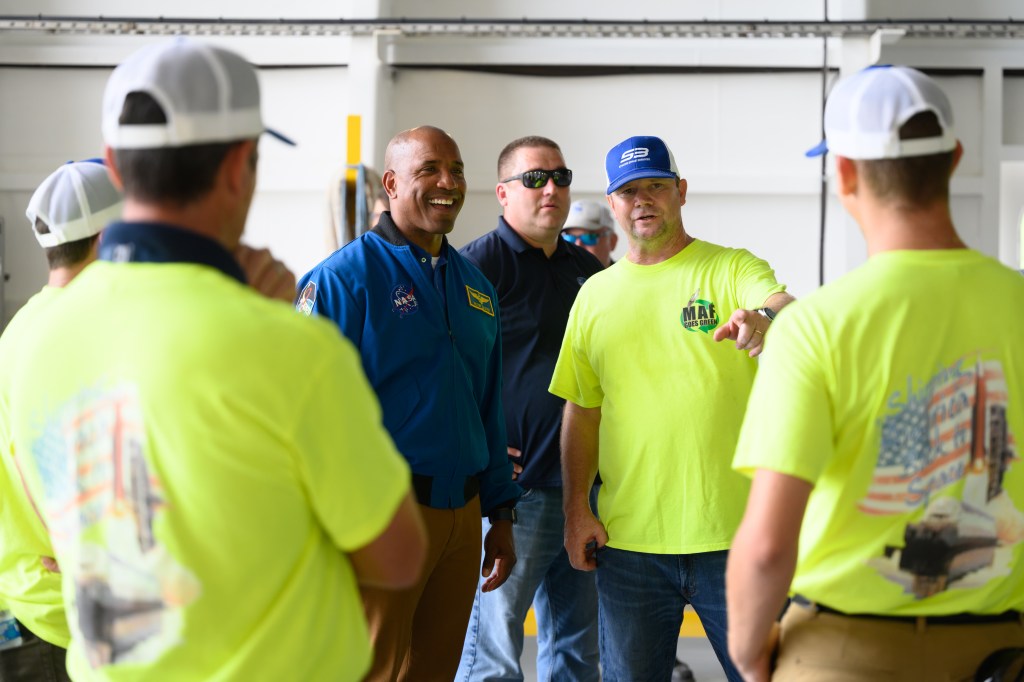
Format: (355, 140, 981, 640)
(9, 38, 426, 682)
(560, 199, 619, 268)
(551, 134, 794, 681)
(728, 65, 1024, 681)
(0, 159, 121, 682)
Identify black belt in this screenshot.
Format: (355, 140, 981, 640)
(411, 474, 479, 507)
(793, 595, 1023, 626)
(11, 619, 37, 643)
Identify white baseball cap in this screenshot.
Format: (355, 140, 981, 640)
(563, 200, 615, 232)
(25, 160, 123, 248)
(806, 65, 956, 160)
(102, 37, 294, 150)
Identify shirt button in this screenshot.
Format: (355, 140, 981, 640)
(421, 258, 427, 263)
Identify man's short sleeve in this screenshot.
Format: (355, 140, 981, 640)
(731, 249, 787, 310)
(733, 306, 834, 485)
(549, 295, 603, 408)
(294, 335, 410, 551)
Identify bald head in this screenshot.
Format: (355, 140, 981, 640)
(381, 125, 466, 256)
(384, 126, 456, 172)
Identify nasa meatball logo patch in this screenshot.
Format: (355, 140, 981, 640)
(391, 284, 419, 317)
(296, 281, 317, 316)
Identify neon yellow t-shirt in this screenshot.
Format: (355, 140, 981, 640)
(0, 285, 69, 647)
(550, 239, 785, 553)
(11, 262, 410, 681)
(734, 249, 1024, 615)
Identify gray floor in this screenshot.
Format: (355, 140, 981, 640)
(521, 636, 728, 682)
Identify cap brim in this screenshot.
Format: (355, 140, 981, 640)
(606, 169, 677, 195)
(805, 140, 828, 158)
(266, 128, 296, 146)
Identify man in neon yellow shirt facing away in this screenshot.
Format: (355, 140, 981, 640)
(728, 66, 1024, 681)
(0, 159, 122, 681)
(9, 38, 427, 682)
(549, 134, 794, 681)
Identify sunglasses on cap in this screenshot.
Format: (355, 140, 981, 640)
(500, 168, 573, 189)
(562, 231, 603, 246)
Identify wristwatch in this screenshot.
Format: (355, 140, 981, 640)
(488, 507, 518, 525)
(755, 307, 777, 321)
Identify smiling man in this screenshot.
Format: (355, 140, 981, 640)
(297, 125, 522, 681)
(549, 135, 794, 681)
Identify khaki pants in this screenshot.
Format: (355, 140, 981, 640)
(361, 496, 481, 682)
(774, 602, 1024, 682)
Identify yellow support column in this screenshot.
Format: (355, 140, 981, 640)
(346, 114, 362, 180)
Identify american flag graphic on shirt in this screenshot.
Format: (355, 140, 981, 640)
(860, 355, 1016, 516)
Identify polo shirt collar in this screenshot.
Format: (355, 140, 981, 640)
(99, 221, 246, 284)
(497, 216, 571, 259)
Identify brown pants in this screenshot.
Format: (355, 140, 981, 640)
(361, 497, 481, 682)
(774, 602, 1024, 682)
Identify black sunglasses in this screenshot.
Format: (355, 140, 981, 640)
(501, 168, 573, 189)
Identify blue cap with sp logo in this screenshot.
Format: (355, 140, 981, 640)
(605, 135, 679, 194)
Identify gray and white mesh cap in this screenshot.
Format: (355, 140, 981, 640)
(563, 200, 615, 232)
(806, 65, 956, 160)
(25, 160, 123, 248)
(102, 37, 294, 149)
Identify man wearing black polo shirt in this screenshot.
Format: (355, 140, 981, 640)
(456, 136, 603, 681)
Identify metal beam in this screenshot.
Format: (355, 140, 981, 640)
(1, 16, 1022, 39)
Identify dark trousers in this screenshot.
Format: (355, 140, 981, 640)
(0, 623, 71, 682)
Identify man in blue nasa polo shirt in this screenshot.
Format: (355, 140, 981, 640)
(456, 136, 603, 681)
(296, 125, 522, 682)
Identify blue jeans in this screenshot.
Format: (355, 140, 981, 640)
(457, 487, 599, 682)
(595, 547, 742, 682)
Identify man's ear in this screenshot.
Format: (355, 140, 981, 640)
(495, 182, 508, 207)
(103, 146, 125, 191)
(382, 170, 398, 200)
(677, 178, 688, 207)
(835, 155, 858, 198)
(950, 140, 964, 177)
(220, 140, 256, 197)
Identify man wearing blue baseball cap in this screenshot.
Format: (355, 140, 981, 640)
(549, 134, 794, 681)
(727, 65, 1024, 681)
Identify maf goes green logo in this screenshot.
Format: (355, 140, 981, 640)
(680, 290, 719, 334)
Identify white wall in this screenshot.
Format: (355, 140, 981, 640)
(391, 69, 826, 297)
(0, 62, 353, 324)
(0, 67, 110, 319)
(1005, 77, 1024, 146)
(2, 3, 1023, 326)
